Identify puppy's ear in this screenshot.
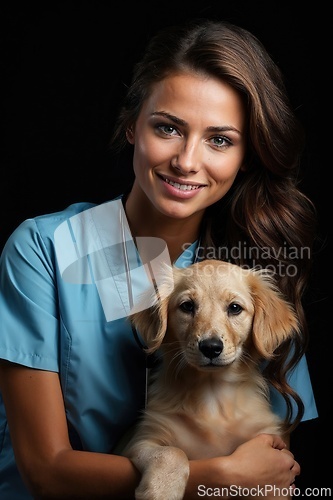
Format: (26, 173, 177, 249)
(129, 264, 175, 354)
(130, 297, 169, 354)
(249, 271, 300, 358)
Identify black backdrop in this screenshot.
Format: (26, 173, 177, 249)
(1, 1, 330, 492)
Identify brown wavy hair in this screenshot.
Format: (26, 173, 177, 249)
(111, 18, 317, 431)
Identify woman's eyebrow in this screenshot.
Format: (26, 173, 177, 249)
(151, 111, 187, 127)
(206, 125, 242, 135)
(151, 111, 242, 135)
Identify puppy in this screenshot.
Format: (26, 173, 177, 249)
(123, 259, 299, 500)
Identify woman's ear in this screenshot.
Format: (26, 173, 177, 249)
(126, 126, 135, 144)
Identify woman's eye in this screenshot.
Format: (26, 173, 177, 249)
(210, 136, 232, 148)
(157, 124, 179, 136)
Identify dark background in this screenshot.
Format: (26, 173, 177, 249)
(1, 1, 329, 492)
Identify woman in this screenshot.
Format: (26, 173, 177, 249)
(0, 18, 317, 499)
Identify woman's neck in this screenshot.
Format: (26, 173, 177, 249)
(124, 187, 204, 263)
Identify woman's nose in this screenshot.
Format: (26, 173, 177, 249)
(171, 142, 201, 175)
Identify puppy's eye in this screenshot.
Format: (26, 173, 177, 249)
(179, 300, 195, 314)
(228, 303, 243, 316)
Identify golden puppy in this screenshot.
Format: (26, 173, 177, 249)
(123, 259, 299, 500)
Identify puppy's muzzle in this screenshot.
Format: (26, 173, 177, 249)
(199, 337, 223, 360)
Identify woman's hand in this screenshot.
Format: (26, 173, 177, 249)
(185, 433, 299, 498)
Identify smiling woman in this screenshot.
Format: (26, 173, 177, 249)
(0, 17, 317, 499)
(124, 73, 247, 261)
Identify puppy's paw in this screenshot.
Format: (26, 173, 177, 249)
(135, 446, 189, 500)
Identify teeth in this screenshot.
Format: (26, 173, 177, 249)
(164, 178, 200, 191)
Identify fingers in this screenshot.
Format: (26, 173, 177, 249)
(280, 447, 297, 467)
(280, 444, 301, 487)
(286, 455, 301, 488)
(290, 467, 297, 490)
(254, 434, 301, 487)
(290, 459, 301, 477)
(260, 433, 287, 450)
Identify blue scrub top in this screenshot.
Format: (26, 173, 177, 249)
(0, 198, 318, 499)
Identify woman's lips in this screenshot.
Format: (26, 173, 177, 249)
(158, 174, 206, 199)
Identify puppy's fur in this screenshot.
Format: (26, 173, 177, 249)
(123, 259, 299, 500)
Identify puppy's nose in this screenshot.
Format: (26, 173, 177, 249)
(199, 338, 223, 359)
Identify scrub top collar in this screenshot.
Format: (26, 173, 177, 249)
(54, 198, 199, 324)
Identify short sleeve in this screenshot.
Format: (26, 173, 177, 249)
(0, 219, 59, 371)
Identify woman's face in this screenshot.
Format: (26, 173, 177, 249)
(127, 71, 247, 220)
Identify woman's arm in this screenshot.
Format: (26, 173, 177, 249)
(185, 433, 299, 499)
(0, 360, 140, 499)
(0, 360, 299, 499)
